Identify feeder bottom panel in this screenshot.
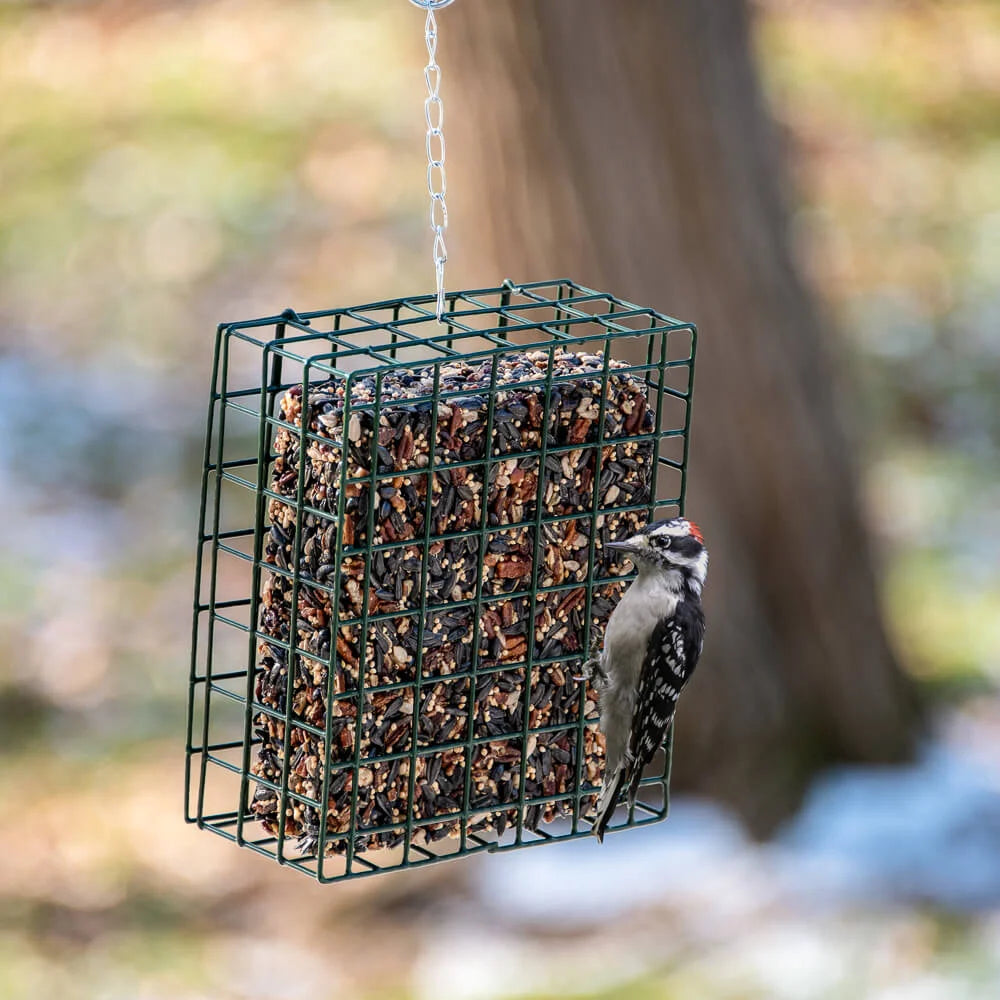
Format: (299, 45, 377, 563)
(252, 350, 656, 854)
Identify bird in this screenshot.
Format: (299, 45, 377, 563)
(580, 517, 708, 842)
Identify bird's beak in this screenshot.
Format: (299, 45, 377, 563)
(606, 534, 647, 556)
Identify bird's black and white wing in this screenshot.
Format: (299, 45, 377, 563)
(623, 599, 706, 805)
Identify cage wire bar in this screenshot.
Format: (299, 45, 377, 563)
(186, 279, 697, 883)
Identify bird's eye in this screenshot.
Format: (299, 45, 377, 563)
(660, 536, 672, 548)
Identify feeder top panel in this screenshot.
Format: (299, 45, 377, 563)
(220, 280, 695, 381)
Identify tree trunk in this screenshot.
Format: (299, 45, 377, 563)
(446, 0, 920, 833)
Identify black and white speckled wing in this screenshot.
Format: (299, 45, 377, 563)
(623, 599, 706, 805)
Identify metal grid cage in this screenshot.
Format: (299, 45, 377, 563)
(186, 278, 697, 883)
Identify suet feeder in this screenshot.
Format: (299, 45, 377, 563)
(185, 0, 699, 883)
(186, 280, 696, 881)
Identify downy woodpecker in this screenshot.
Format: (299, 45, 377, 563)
(583, 517, 708, 842)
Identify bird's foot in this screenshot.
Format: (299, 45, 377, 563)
(574, 656, 607, 688)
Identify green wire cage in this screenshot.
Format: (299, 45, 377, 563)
(186, 278, 697, 883)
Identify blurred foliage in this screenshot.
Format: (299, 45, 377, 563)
(0, 1, 997, 998)
(759, 0, 1000, 688)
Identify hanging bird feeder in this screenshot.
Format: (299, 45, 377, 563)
(185, 1, 697, 883)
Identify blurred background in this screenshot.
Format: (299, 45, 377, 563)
(1, 0, 999, 997)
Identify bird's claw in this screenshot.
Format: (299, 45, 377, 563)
(573, 656, 607, 688)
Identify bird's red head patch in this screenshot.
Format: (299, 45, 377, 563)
(687, 521, 705, 544)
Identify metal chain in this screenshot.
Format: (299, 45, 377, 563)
(418, 5, 450, 321)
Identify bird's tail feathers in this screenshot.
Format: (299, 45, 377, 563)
(593, 763, 627, 843)
(626, 766, 643, 810)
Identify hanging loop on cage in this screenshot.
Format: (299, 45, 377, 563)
(415, 4, 450, 321)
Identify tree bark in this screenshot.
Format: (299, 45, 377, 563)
(447, 0, 920, 833)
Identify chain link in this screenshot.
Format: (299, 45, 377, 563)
(421, 9, 449, 321)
